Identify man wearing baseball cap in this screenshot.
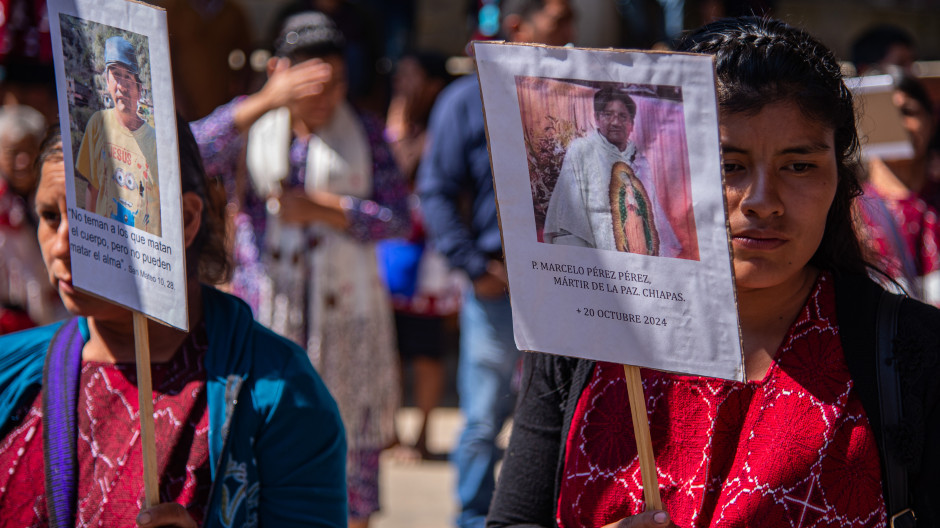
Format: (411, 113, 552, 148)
(75, 35, 160, 236)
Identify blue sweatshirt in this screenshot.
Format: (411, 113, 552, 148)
(0, 285, 347, 528)
(417, 74, 503, 281)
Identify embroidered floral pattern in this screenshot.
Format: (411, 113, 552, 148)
(558, 274, 887, 528)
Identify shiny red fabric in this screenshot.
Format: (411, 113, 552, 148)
(558, 274, 886, 528)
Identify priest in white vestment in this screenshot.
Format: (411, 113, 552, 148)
(543, 87, 680, 258)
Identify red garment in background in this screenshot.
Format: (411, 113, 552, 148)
(557, 274, 886, 528)
(0, 323, 212, 527)
(858, 181, 940, 306)
(0, 0, 53, 66)
(0, 306, 34, 333)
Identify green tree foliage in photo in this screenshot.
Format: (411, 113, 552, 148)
(60, 14, 154, 156)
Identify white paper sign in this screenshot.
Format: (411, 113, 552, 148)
(49, 0, 187, 329)
(474, 42, 743, 381)
(846, 75, 915, 161)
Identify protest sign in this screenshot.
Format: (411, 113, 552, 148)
(847, 74, 915, 161)
(48, 0, 181, 506)
(48, 0, 186, 330)
(474, 42, 743, 382)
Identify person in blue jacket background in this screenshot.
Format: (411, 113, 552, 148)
(416, 1, 575, 527)
(0, 120, 347, 528)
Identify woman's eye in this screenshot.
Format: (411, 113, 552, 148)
(786, 162, 815, 173)
(899, 103, 923, 118)
(41, 211, 60, 226)
(722, 162, 743, 173)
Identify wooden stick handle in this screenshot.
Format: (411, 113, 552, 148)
(133, 311, 160, 508)
(623, 364, 662, 510)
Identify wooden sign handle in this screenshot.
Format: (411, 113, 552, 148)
(133, 311, 160, 508)
(623, 364, 663, 510)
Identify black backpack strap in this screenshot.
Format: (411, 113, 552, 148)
(835, 274, 919, 525)
(876, 290, 917, 527)
(42, 317, 85, 528)
(834, 274, 883, 435)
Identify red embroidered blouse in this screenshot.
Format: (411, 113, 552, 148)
(0, 323, 211, 527)
(557, 274, 887, 528)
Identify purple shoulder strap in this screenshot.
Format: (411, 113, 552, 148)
(41, 317, 84, 528)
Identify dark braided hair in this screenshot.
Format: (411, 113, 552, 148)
(273, 11, 345, 62)
(676, 16, 869, 275)
(177, 116, 232, 285)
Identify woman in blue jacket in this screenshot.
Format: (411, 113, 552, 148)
(0, 121, 347, 527)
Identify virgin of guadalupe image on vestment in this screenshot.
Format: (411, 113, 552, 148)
(610, 160, 659, 255)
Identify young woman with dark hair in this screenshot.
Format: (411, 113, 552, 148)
(486, 17, 940, 528)
(0, 122, 347, 528)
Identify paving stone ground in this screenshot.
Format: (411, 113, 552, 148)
(372, 408, 462, 528)
(371, 402, 513, 528)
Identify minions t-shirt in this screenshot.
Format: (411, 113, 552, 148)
(75, 109, 160, 236)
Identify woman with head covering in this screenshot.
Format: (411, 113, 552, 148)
(486, 17, 940, 528)
(192, 10, 410, 527)
(0, 122, 347, 527)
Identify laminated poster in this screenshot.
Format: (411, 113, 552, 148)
(49, 0, 187, 329)
(474, 42, 743, 381)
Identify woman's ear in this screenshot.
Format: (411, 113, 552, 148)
(182, 191, 204, 248)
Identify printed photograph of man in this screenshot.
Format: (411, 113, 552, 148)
(542, 86, 681, 257)
(74, 35, 160, 236)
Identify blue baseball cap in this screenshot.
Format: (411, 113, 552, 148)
(104, 36, 139, 76)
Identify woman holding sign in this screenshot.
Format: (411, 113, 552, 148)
(0, 123, 347, 527)
(487, 17, 940, 528)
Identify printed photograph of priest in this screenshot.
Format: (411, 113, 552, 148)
(543, 87, 680, 256)
(517, 76, 699, 260)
